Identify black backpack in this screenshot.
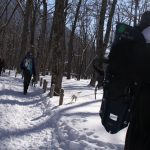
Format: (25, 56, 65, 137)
(99, 22, 145, 134)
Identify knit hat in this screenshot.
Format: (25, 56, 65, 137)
(26, 51, 33, 58)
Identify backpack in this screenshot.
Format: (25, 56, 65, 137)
(99, 22, 145, 134)
(23, 58, 33, 74)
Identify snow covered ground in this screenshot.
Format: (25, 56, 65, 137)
(0, 70, 127, 150)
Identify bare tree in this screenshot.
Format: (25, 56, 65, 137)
(51, 0, 65, 95)
(134, 0, 139, 26)
(66, 0, 82, 79)
(0, 0, 150, 82)
(89, 0, 117, 87)
(104, 0, 117, 50)
(0, 1, 19, 33)
(36, 0, 48, 77)
(89, 0, 108, 86)
(18, 0, 33, 69)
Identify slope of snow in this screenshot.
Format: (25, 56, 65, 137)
(0, 70, 127, 150)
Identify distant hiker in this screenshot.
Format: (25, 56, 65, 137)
(20, 52, 36, 95)
(123, 11, 150, 150)
(0, 57, 5, 76)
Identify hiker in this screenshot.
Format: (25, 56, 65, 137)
(0, 57, 5, 76)
(124, 11, 150, 150)
(20, 51, 36, 95)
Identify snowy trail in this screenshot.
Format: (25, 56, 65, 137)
(0, 75, 52, 150)
(0, 72, 126, 150)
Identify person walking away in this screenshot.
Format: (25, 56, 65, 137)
(20, 52, 36, 95)
(124, 11, 150, 150)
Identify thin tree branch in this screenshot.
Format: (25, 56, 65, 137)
(16, 0, 25, 15)
(0, 0, 12, 20)
(0, 3, 19, 33)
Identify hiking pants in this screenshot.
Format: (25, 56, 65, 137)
(23, 70, 32, 93)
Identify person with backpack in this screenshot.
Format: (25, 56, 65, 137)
(124, 11, 150, 150)
(97, 11, 150, 150)
(20, 51, 36, 95)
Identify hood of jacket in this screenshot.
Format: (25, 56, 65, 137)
(142, 26, 150, 43)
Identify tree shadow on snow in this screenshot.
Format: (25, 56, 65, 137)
(0, 116, 53, 140)
(0, 88, 43, 99)
(0, 98, 44, 106)
(0, 89, 44, 106)
(0, 101, 101, 140)
(0, 98, 124, 150)
(63, 85, 94, 91)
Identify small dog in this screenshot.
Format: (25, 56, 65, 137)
(71, 94, 77, 102)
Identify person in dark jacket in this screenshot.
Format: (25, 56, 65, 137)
(20, 51, 36, 95)
(124, 11, 150, 150)
(0, 57, 5, 76)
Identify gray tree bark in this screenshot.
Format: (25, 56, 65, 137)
(51, 0, 65, 95)
(18, 0, 32, 70)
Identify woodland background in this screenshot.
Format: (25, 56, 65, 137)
(0, 0, 150, 94)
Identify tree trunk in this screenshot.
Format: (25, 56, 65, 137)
(134, 0, 139, 26)
(51, 0, 65, 95)
(45, 0, 68, 74)
(37, 0, 47, 77)
(96, 0, 107, 62)
(30, 0, 37, 53)
(89, 0, 107, 87)
(104, 0, 117, 50)
(18, 0, 32, 70)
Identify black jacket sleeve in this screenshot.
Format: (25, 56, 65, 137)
(131, 43, 150, 82)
